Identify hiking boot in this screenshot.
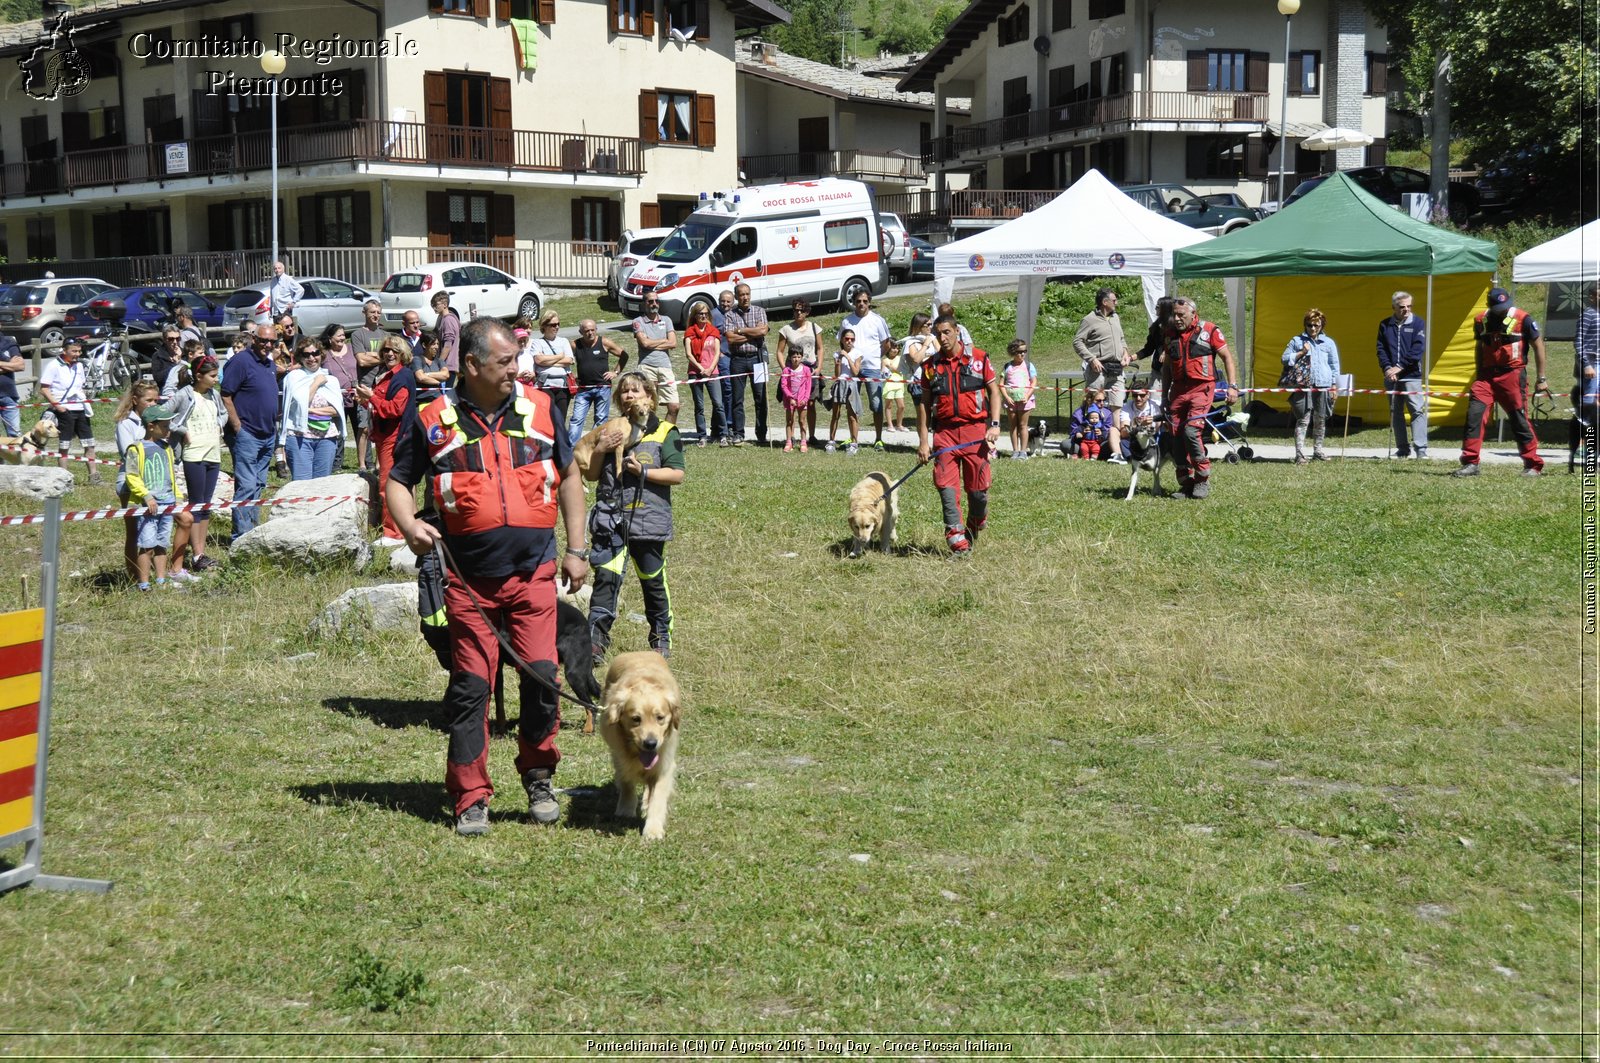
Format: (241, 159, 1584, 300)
(191, 554, 218, 573)
(1312, 451, 1329, 461)
(1294, 455, 1309, 466)
(718, 438, 730, 448)
(522, 769, 560, 824)
(1521, 466, 1542, 477)
(651, 642, 671, 659)
(1107, 454, 1127, 465)
(874, 440, 885, 452)
(87, 470, 105, 486)
(455, 800, 489, 836)
(1189, 480, 1210, 499)
(945, 527, 971, 555)
(1452, 463, 1480, 478)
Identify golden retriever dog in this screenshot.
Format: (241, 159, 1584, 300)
(846, 471, 898, 558)
(0, 415, 58, 466)
(600, 650, 682, 840)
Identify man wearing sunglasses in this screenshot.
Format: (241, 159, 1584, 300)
(220, 323, 283, 540)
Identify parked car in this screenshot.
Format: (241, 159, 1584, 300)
(63, 286, 226, 354)
(223, 276, 377, 335)
(1121, 184, 1260, 234)
(882, 211, 913, 280)
(0, 277, 115, 348)
(905, 236, 937, 281)
(1474, 145, 1550, 217)
(378, 263, 543, 326)
(1285, 166, 1480, 223)
(608, 228, 674, 302)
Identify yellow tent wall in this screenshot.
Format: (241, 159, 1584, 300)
(1250, 273, 1492, 424)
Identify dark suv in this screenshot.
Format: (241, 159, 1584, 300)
(1121, 183, 1262, 235)
(1285, 166, 1479, 223)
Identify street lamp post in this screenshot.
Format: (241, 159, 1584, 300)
(260, 49, 286, 275)
(1276, 0, 1300, 208)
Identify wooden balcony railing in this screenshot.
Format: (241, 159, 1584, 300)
(738, 149, 925, 184)
(0, 119, 645, 199)
(928, 91, 1269, 163)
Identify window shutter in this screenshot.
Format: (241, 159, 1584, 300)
(473, 0, 489, 17)
(1185, 136, 1206, 179)
(1051, 0, 1070, 31)
(570, 199, 585, 241)
(1366, 138, 1387, 166)
(1286, 52, 1301, 96)
(62, 112, 89, 153)
(346, 68, 369, 119)
(606, 199, 621, 241)
(353, 190, 372, 246)
(608, 0, 618, 30)
(1368, 52, 1387, 94)
(695, 93, 716, 148)
(537, 0, 556, 21)
(1246, 51, 1268, 93)
(638, 89, 659, 143)
(427, 190, 450, 247)
(208, 202, 228, 249)
(641, 201, 661, 228)
(694, 0, 709, 36)
(1186, 51, 1206, 92)
(1245, 136, 1270, 177)
(640, 0, 654, 36)
(497, 0, 509, 18)
(491, 194, 516, 247)
(424, 72, 448, 126)
(490, 77, 513, 129)
(429, 0, 443, 12)
(1108, 52, 1125, 94)
(298, 195, 317, 245)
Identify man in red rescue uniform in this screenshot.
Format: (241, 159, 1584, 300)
(386, 317, 590, 836)
(917, 314, 1003, 556)
(1160, 296, 1239, 499)
(1455, 286, 1549, 477)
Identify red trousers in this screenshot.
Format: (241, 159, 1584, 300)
(1460, 368, 1543, 470)
(443, 562, 561, 814)
(1165, 383, 1214, 485)
(373, 425, 401, 538)
(932, 422, 992, 493)
(1078, 439, 1101, 460)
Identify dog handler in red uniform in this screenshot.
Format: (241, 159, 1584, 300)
(917, 314, 1003, 556)
(386, 317, 590, 836)
(1160, 296, 1239, 499)
(1455, 286, 1549, 477)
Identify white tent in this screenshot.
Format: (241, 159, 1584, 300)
(1513, 218, 1600, 283)
(931, 168, 1213, 342)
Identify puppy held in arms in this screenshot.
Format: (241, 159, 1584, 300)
(600, 650, 683, 840)
(846, 471, 898, 558)
(573, 380, 652, 477)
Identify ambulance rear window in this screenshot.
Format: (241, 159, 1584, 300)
(824, 218, 870, 253)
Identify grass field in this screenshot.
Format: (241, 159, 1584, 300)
(0, 436, 1586, 1056)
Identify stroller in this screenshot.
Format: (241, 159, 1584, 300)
(1200, 380, 1255, 464)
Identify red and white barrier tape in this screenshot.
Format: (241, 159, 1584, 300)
(0, 492, 362, 527)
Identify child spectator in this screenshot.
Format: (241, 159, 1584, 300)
(169, 354, 226, 572)
(826, 329, 863, 454)
(124, 403, 179, 591)
(581, 371, 685, 659)
(900, 312, 935, 408)
(1066, 389, 1114, 460)
(1077, 409, 1107, 460)
(882, 337, 908, 432)
(1002, 338, 1037, 460)
(114, 381, 159, 579)
(779, 347, 814, 453)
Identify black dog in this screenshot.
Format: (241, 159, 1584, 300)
(1027, 419, 1052, 456)
(418, 548, 601, 731)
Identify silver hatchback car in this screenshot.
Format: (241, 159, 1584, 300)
(222, 276, 376, 334)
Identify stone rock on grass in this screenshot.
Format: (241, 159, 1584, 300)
(390, 545, 420, 575)
(311, 583, 417, 637)
(0, 465, 74, 500)
(232, 473, 372, 568)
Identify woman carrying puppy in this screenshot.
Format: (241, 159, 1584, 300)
(581, 371, 685, 660)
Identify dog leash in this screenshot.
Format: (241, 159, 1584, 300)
(878, 438, 987, 500)
(431, 538, 603, 715)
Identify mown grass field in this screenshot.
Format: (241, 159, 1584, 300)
(0, 436, 1585, 1057)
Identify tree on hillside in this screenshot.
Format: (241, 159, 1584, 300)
(770, 0, 854, 64)
(1368, 0, 1597, 220)
(928, 0, 962, 38)
(876, 0, 934, 53)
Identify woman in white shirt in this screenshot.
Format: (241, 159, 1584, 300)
(523, 309, 575, 425)
(278, 340, 346, 481)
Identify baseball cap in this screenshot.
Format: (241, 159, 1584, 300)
(1486, 287, 1512, 310)
(141, 403, 176, 424)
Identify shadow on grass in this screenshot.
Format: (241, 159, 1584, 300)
(84, 566, 131, 593)
(826, 538, 945, 560)
(324, 695, 443, 731)
(559, 783, 637, 837)
(291, 779, 445, 825)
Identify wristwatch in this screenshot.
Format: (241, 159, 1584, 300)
(988, 420, 1001, 428)
(566, 547, 590, 562)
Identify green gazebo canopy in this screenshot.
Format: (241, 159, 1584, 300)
(1173, 172, 1498, 277)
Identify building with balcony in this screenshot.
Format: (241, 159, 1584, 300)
(735, 39, 970, 198)
(0, 0, 788, 290)
(897, 0, 1388, 214)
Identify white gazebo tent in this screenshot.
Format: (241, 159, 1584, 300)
(931, 168, 1213, 343)
(1513, 218, 1600, 283)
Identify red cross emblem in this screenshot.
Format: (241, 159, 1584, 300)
(787, 236, 799, 249)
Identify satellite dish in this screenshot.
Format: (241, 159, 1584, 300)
(1033, 35, 1051, 55)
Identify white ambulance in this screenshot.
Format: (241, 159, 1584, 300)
(618, 178, 890, 326)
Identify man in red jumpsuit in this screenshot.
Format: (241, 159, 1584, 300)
(1455, 286, 1549, 477)
(385, 317, 591, 836)
(1160, 296, 1239, 499)
(917, 314, 1002, 556)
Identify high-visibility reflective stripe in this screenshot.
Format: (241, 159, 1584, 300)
(438, 472, 459, 514)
